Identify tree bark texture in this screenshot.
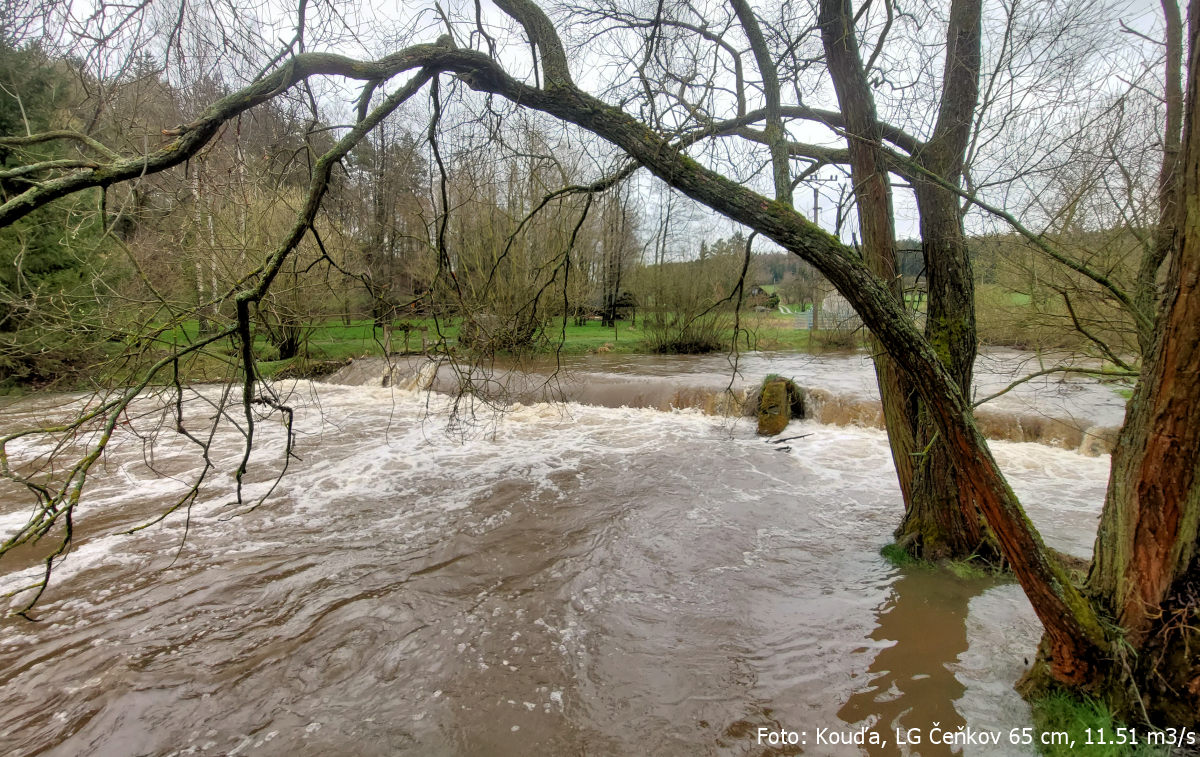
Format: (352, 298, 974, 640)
(819, 0, 919, 515)
(898, 0, 998, 561)
(1080, 0, 1200, 722)
(821, 0, 995, 561)
(1134, 0, 1184, 356)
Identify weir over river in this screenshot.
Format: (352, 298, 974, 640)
(0, 350, 1125, 755)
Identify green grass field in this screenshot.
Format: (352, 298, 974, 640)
(163, 313, 833, 357)
(142, 311, 849, 384)
(536, 313, 829, 354)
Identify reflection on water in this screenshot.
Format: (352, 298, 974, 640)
(0, 381, 1101, 755)
(840, 572, 998, 756)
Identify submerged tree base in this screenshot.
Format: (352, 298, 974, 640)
(891, 508, 1006, 567)
(878, 541, 1008, 579)
(1019, 572, 1200, 733)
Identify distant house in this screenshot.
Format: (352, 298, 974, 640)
(817, 293, 862, 330)
(747, 284, 780, 310)
(799, 292, 924, 331)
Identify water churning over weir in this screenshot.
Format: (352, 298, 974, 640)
(336, 349, 1125, 456)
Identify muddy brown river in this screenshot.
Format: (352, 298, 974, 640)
(0, 354, 1120, 755)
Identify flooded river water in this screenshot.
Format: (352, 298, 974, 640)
(0, 352, 1122, 755)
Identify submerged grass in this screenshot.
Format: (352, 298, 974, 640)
(880, 542, 918, 568)
(879, 542, 1006, 578)
(945, 557, 995, 580)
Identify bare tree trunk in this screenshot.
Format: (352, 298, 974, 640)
(1133, 0, 1184, 356)
(896, 0, 998, 561)
(1070, 3, 1200, 720)
(820, 0, 918, 511)
(821, 0, 996, 562)
(192, 168, 211, 335)
(903, 176, 991, 559)
(207, 212, 219, 323)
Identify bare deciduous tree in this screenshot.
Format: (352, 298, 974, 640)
(1, 0, 1199, 725)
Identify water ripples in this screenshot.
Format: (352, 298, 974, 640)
(0, 382, 1108, 755)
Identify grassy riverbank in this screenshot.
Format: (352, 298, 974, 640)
(154, 313, 854, 383)
(289, 312, 832, 358)
(0, 312, 854, 393)
(1031, 692, 1169, 756)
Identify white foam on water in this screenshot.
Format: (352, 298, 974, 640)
(1, 383, 737, 605)
(554, 348, 1130, 430)
(777, 418, 1108, 558)
(0, 382, 1110, 623)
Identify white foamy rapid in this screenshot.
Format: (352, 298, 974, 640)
(337, 349, 1131, 455)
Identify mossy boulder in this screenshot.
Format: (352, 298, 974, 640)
(757, 375, 805, 436)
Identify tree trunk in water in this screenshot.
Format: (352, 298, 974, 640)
(898, 181, 995, 560)
(822, 0, 997, 561)
(1063, 5, 1200, 720)
(894, 0, 999, 561)
(1009, 1, 1200, 721)
(820, 0, 918, 513)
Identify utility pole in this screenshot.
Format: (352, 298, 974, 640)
(808, 175, 840, 230)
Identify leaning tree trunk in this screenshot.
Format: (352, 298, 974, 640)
(1011, 0, 1200, 725)
(459, 16, 1113, 677)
